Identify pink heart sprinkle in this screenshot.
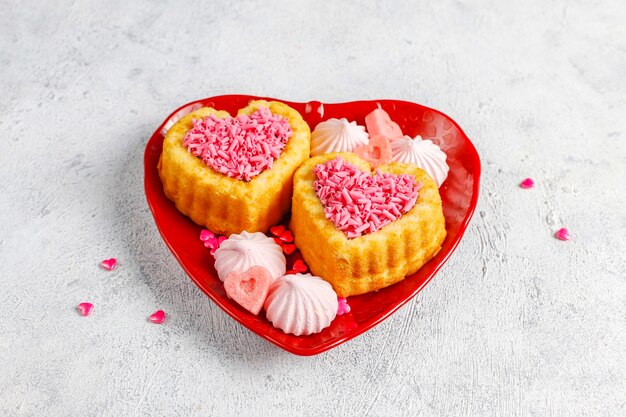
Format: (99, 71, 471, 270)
(183, 108, 293, 182)
(520, 178, 535, 189)
(77, 302, 94, 316)
(269, 225, 285, 237)
(149, 310, 166, 324)
(314, 157, 420, 238)
(337, 298, 351, 316)
(204, 236, 219, 249)
(292, 259, 308, 273)
(555, 228, 571, 241)
(101, 258, 117, 271)
(199, 229, 215, 241)
(209, 236, 228, 256)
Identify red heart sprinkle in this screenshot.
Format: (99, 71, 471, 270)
(282, 243, 296, 255)
(270, 225, 285, 237)
(101, 258, 117, 271)
(273, 237, 283, 245)
(149, 310, 166, 324)
(279, 230, 294, 243)
(77, 302, 94, 316)
(292, 259, 308, 273)
(285, 270, 297, 275)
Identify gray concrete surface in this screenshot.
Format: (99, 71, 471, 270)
(1, 0, 625, 416)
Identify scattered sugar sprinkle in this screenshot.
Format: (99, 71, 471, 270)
(520, 178, 535, 189)
(77, 302, 94, 317)
(149, 310, 166, 324)
(555, 228, 571, 241)
(101, 258, 117, 271)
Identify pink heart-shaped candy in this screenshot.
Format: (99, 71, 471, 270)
(183, 108, 292, 181)
(101, 258, 117, 271)
(555, 228, 571, 241)
(77, 302, 94, 316)
(520, 178, 535, 189)
(224, 266, 273, 315)
(149, 310, 166, 324)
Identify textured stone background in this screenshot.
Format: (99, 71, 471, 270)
(1, 0, 625, 416)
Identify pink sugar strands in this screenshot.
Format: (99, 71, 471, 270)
(314, 157, 420, 238)
(183, 108, 293, 181)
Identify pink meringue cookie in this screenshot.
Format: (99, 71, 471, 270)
(264, 274, 338, 336)
(214, 231, 286, 282)
(391, 135, 449, 187)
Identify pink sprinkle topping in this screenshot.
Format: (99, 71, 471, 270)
(183, 108, 293, 181)
(149, 310, 166, 324)
(337, 298, 351, 316)
(101, 258, 117, 271)
(314, 157, 420, 238)
(77, 302, 94, 316)
(555, 228, 571, 241)
(520, 178, 535, 189)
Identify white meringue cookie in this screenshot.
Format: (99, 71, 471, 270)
(264, 274, 338, 336)
(214, 231, 286, 282)
(310, 118, 369, 156)
(391, 135, 449, 187)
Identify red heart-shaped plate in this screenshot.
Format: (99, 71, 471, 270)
(144, 95, 480, 355)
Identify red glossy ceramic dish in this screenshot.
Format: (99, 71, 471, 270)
(144, 95, 480, 356)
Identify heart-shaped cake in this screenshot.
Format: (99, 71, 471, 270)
(158, 100, 310, 235)
(291, 152, 447, 297)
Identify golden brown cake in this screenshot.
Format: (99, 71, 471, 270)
(290, 152, 446, 297)
(158, 100, 310, 235)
